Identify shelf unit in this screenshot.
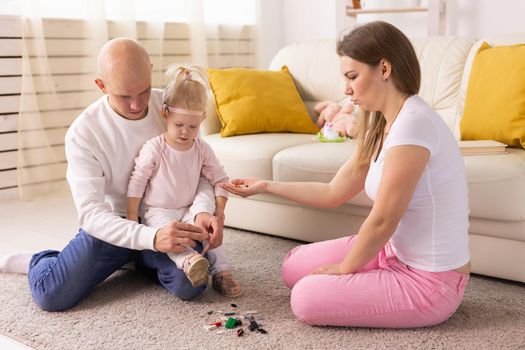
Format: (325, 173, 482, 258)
(346, 0, 447, 36)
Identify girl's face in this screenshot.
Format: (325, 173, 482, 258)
(164, 112, 204, 151)
(339, 56, 384, 112)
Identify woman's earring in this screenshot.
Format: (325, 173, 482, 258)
(382, 76, 388, 82)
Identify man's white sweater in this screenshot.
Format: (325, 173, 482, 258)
(65, 89, 215, 251)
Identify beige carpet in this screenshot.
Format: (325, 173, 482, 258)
(0, 228, 524, 350)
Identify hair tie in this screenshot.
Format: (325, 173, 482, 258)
(162, 103, 205, 117)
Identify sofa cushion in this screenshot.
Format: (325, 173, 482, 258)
(464, 148, 525, 223)
(273, 141, 525, 226)
(207, 66, 318, 137)
(272, 142, 373, 208)
(203, 133, 318, 180)
(460, 42, 525, 149)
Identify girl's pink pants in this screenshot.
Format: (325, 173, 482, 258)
(281, 235, 469, 328)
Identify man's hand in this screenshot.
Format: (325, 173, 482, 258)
(195, 212, 224, 252)
(154, 221, 208, 253)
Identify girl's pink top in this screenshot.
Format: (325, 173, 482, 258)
(128, 134, 229, 209)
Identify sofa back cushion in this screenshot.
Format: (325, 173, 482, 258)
(269, 39, 346, 104)
(270, 37, 475, 136)
(411, 37, 476, 137)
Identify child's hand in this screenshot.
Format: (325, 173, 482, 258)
(127, 215, 139, 222)
(195, 212, 223, 251)
(214, 212, 226, 227)
(214, 211, 225, 223)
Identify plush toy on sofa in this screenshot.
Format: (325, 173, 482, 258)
(315, 97, 358, 140)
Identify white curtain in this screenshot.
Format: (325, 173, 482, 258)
(16, 0, 257, 199)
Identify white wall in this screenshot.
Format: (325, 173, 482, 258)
(448, 0, 525, 38)
(355, 0, 428, 37)
(282, 0, 346, 45)
(256, 0, 283, 69)
(279, 0, 429, 47)
(256, 0, 346, 69)
(257, 0, 525, 68)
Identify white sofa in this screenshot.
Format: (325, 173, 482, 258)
(202, 35, 525, 283)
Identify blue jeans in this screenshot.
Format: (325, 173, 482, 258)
(28, 229, 206, 311)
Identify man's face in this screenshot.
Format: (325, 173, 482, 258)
(96, 66, 152, 120)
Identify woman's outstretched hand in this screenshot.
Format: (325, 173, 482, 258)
(220, 178, 267, 197)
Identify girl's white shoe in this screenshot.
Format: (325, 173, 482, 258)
(182, 252, 209, 287)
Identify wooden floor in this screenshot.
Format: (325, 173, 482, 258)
(0, 194, 78, 350)
(0, 335, 33, 350)
(0, 195, 77, 256)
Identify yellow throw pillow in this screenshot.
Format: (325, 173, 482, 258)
(460, 42, 525, 148)
(208, 66, 319, 137)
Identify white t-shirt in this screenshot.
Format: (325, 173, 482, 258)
(364, 95, 470, 272)
(65, 89, 215, 251)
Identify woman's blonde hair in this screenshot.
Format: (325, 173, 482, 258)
(162, 64, 211, 113)
(336, 21, 420, 169)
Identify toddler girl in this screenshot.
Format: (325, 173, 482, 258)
(127, 64, 241, 297)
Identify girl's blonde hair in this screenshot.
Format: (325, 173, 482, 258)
(336, 21, 420, 170)
(162, 64, 211, 113)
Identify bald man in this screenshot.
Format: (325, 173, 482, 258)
(26, 38, 222, 311)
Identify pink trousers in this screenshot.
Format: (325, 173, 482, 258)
(281, 235, 469, 328)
